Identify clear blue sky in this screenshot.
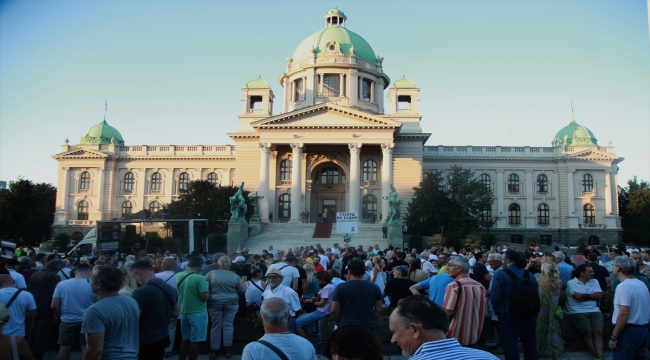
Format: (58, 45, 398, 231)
(1, 0, 648, 187)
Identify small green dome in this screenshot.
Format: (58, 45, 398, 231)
(393, 76, 417, 88)
(551, 120, 598, 147)
(246, 76, 270, 89)
(79, 119, 125, 146)
(292, 11, 377, 65)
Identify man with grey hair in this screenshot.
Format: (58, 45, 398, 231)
(241, 298, 316, 360)
(552, 251, 572, 287)
(420, 252, 435, 275)
(442, 255, 486, 346)
(608, 256, 650, 359)
(261, 269, 302, 333)
(384, 265, 416, 308)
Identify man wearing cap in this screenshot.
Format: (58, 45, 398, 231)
(261, 269, 302, 333)
(234, 255, 253, 282)
(266, 255, 300, 291)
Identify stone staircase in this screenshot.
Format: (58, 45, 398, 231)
(244, 222, 390, 254)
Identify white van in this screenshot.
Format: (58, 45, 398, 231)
(66, 228, 119, 257)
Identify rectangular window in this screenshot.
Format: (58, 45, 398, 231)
(360, 79, 372, 101)
(294, 79, 304, 101)
(322, 75, 340, 97)
(511, 234, 523, 244)
(540, 235, 552, 245)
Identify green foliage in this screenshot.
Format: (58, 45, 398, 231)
(481, 232, 497, 248)
(619, 177, 650, 244)
(464, 234, 481, 252)
(527, 236, 540, 246)
(576, 236, 587, 253)
(409, 232, 423, 252)
(428, 233, 443, 248)
(405, 166, 495, 245)
(54, 233, 71, 253)
(0, 178, 56, 245)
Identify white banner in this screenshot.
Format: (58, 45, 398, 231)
(336, 221, 358, 234)
(336, 212, 359, 221)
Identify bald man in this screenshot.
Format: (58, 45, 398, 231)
(0, 274, 36, 336)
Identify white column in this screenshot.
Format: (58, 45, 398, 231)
(96, 167, 104, 213)
(290, 143, 303, 222)
(318, 74, 324, 97)
(339, 73, 344, 97)
(496, 170, 505, 227)
(61, 168, 69, 212)
(259, 143, 271, 221)
(567, 170, 575, 214)
(525, 170, 535, 228)
(604, 170, 612, 215)
(348, 143, 362, 214)
(381, 144, 393, 223)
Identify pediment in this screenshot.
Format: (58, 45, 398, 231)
(566, 148, 621, 162)
(251, 103, 402, 130)
(52, 148, 108, 159)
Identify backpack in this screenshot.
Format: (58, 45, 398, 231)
(504, 268, 540, 318)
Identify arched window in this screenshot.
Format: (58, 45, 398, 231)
(508, 204, 521, 225)
(124, 172, 134, 191)
(149, 201, 161, 213)
(582, 174, 594, 193)
(321, 167, 341, 184)
(122, 201, 133, 217)
(537, 203, 549, 224)
(362, 195, 377, 220)
(479, 174, 490, 190)
(537, 174, 548, 193)
(583, 204, 595, 224)
(178, 172, 190, 191)
(280, 160, 292, 181)
(77, 200, 89, 220)
(278, 194, 291, 219)
(507, 174, 519, 193)
(151, 172, 162, 191)
(363, 160, 377, 181)
(79, 171, 91, 190)
(480, 205, 492, 227)
(207, 172, 219, 186)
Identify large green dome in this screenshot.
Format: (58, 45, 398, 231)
(80, 119, 125, 146)
(292, 9, 377, 65)
(551, 120, 598, 147)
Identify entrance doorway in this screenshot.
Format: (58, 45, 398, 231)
(322, 199, 336, 223)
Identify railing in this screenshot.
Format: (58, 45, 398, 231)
(364, 180, 377, 186)
(68, 220, 94, 225)
(280, 180, 292, 186)
(117, 145, 236, 157)
(423, 145, 559, 157)
(579, 224, 604, 229)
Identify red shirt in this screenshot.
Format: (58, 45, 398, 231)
(313, 264, 325, 272)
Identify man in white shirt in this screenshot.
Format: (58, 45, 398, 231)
(608, 256, 650, 359)
(5, 259, 26, 289)
(261, 269, 302, 334)
(566, 264, 604, 360)
(330, 243, 341, 257)
(266, 255, 300, 291)
(0, 274, 36, 336)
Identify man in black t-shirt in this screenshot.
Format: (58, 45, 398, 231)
(582, 245, 601, 258)
(470, 252, 491, 289)
(383, 265, 416, 308)
(341, 248, 355, 277)
(586, 253, 610, 292)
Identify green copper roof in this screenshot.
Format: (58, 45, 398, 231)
(79, 119, 125, 146)
(551, 120, 598, 147)
(292, 26, 377, 64)
(246, 76, 270, 89)
(393, 76, 417, 88)
(326, 7, 345, 16)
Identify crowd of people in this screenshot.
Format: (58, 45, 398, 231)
(0, 241, 649, 360)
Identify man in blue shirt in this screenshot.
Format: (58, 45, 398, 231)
(388, 295, 497, 359)
(490, 250, 539, 360)
(409, 272, 454, 306)
(553, 251, 574, 288)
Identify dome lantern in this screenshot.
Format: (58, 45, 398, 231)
(324, 7, 346, 27)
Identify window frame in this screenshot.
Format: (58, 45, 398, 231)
(362, 195, 378, 220)
(322, 74, 340, 97)
(582, 174, 594, 193)
(278, 194, 291, 219)
(207, 172, 219, 186)
(479, 173, 491, 190)
(149, 200, 161, 213)
(178, 172, 190, 192)
(124, 172, 134, 191)
(363, 160, 377, 181)
(507, 174, 520, 193)
(537, 174, 548, 193)
(77, 200, 89, 220)
(583, 203, 595, 224)
(150, 172, 162, 191)
(122, 201, 133, 217)
(280, 160, 292, 181)
(320, 167, 341, 184)
(480, 205, 492, 227)
(537, 203, 550, 224)
(79, 171, 91, 191)
(508, 203, 521, 225)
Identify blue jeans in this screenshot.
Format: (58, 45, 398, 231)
(295, 310, 328, 330)
(613, 324, 649, 360)
(498, 312, 537, 360)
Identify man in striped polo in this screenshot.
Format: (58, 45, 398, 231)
(441, 255, 487, 347)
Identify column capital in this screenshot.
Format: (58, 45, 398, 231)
(525, 169, 533, 174)
(270, 151, 278, 160)
(496, 169, 505, 173)
(381, 143, 394, 154)
(259, 143, 271, 152)
(348, 143, 362, 154)
(290, 143, 304, 152)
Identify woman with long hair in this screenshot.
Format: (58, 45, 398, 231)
(407, 257, 428, 282)
(119, 262, 137, 296)
(303, 263, 319, 299)
(205, 256, 245, 359)
(370, 257, 389, 307)
(536, 261, 564, 360)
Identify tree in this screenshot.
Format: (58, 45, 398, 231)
(0, 178, 56, 244)
(618, 177, 650, 243)
(167, 180, 254, 234)
(405, 165, 495, 245)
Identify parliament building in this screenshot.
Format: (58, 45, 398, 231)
(51, 8, 623, 245)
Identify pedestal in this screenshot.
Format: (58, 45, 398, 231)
(388, 224, 403, 248)
(249, 218, 261, 237)
(227, 221, 249, 255)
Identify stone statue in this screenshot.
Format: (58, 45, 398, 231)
(384, 184, 402, 225)
(229, 182, 247, 223)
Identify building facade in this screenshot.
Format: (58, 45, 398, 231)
(51, 8, 623, 245)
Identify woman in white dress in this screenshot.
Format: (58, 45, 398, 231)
(244, 266, 266, 307)
(370, 257, 389, 307)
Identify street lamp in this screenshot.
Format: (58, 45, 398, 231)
(440, 225, 444, 241)
(248, 191, 264, 221)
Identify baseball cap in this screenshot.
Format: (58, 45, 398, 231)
(234, 256, 246, 263)
(266, 269, 284, 277)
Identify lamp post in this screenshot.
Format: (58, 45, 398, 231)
(441, 225, 444, 242)
(248, 191, 264, 221)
